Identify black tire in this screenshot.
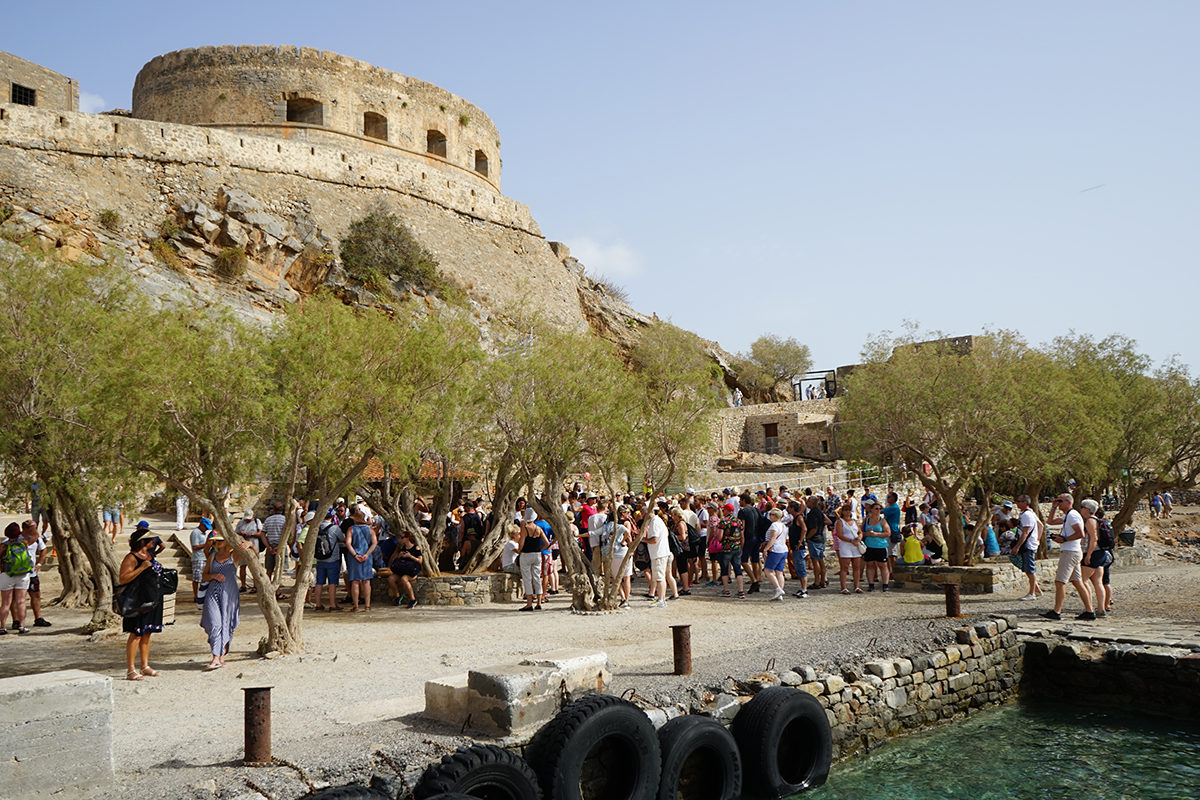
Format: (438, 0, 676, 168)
(730, 687, 832, 798)
(425, 795, 490, 800)
(415, 744, 542, 800)
(656, 715, 742, 800)
(525, 694, 660, 800)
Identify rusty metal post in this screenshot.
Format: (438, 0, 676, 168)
(671, 624, 692, 676)
(944, 584, 961, 617)
(243, 686, 273, 766)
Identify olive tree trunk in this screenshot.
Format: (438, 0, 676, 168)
(56, 490, 120, 630)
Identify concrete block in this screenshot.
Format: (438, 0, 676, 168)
(423, 673, 468, 726)
(0, 670, 114, 798)
(467, 664, 560, 734)
(520, 648, 612, 695)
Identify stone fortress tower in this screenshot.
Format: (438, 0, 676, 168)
(131, 45, 500, 190)
(0, 45, 592, 332)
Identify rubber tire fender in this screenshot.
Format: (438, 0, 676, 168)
(730, 687, 833, 798)
(525, 693, 661, 800)
(414, 743, 542, 800)
(656, 715, 742, 800)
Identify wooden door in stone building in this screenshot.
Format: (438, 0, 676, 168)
(763, 423, 780, 455)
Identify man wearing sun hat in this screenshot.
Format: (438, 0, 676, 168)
(188, 517, 213, 603)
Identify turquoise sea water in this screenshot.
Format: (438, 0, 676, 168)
(804, 701, 1200, 800)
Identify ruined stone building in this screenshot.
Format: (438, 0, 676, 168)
(1, 51, 78, 112)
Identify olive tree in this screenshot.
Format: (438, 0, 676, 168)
(0, 247, 147, 628)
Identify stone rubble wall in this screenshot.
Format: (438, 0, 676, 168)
(1022, 637, 1200, 719)
(673, 616, 1024, 762)
(370, 572, 522, 606)
(131, 45, 502, 189)
(0, 103, 587, 334)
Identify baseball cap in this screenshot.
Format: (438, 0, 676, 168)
(199, 517, 213, 530)
(723, 503, 736, 513)
(862, 498, 877, 506)
(242, 508, 255, 518)
(1002, 501, 1014, 509)
(134, 520, 151, 530)
(686, 488, 695, 495)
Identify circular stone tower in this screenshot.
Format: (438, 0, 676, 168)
(132, 45, 501, 188)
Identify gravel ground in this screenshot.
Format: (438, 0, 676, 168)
(2, 508, 1198, 799)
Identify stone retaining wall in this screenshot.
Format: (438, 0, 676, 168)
(1022, 637, 1200, 719)
(892, 543, 1156, 595)
(370, 572, 521, 606)
(691, 616, 1024, 761)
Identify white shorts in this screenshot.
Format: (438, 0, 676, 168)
(1055, 550, 1083, 584)
(652, 555, 672, 583)
(611, 554, 633, 578)
(837, 540, 861, 560)
(0, 572, 31, 592)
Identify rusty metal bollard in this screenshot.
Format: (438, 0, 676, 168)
(944, 584, 961, 617)
(243, 686, 273, 766)
(671, 624, 692, 675)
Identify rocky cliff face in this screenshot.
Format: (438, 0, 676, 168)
(0, 103, 742, 376)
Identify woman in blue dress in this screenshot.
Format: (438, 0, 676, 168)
(200, 534, 248, 670)
(343, 508, 378, 612)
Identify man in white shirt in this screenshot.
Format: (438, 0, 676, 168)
(1012, 495, 1042, 601)
(1043, 494, 1095, 620)
(587, 499, 608, 573)
(644, 506, 677, 608)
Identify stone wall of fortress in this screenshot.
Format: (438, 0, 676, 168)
(131, 46, 502, 189)
(0, 102, 585, 331)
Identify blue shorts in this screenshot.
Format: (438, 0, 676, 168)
(1019, 548, 1036, 574)
(807, 541, 826, 560)
(315, 561, 340, 585)
(764, 551, 788, 572)
(102, 509, 119, 523)
(718, 550, 743, 578)
(792, 550, 808, 578)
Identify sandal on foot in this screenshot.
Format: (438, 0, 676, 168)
(841, 588, 851, 595)
(126, 669, 144, 681)
(141, 667, 161, 677)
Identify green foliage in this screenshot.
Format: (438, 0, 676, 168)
(150, 239, 182, 271)
(159, 216, 181, 239)
(629, 323, 723, 493)
(439, 104, 447, 112)
(737, 334, 813, 398)
(840, 329, 1125, 564)
(458, 114, 470, 127)
(214, 246, 248, 280)
(340, 210, 456, 300)
(98, 209, 121, 231)
(0, 204, 13, 225)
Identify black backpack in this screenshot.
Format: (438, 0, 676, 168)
(314, 522, 335, 560)
(1096, 518, 1115, 551)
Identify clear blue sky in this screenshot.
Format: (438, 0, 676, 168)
(8, 1, 1198, 371)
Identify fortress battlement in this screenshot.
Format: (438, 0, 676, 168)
(0, 102, 535, 235)
(132, 46, 503, 190)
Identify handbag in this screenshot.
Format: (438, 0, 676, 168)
(856, 540, 868, 556)
(117, 583, 157, 617)
(159, 568, 178, 595)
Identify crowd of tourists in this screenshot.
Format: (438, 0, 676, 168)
(0, 477, 1130, 680)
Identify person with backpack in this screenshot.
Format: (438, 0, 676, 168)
(313, 511, 345, 612)
(1080, 499, 1112, 618)
(1, 522, 34, 634)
